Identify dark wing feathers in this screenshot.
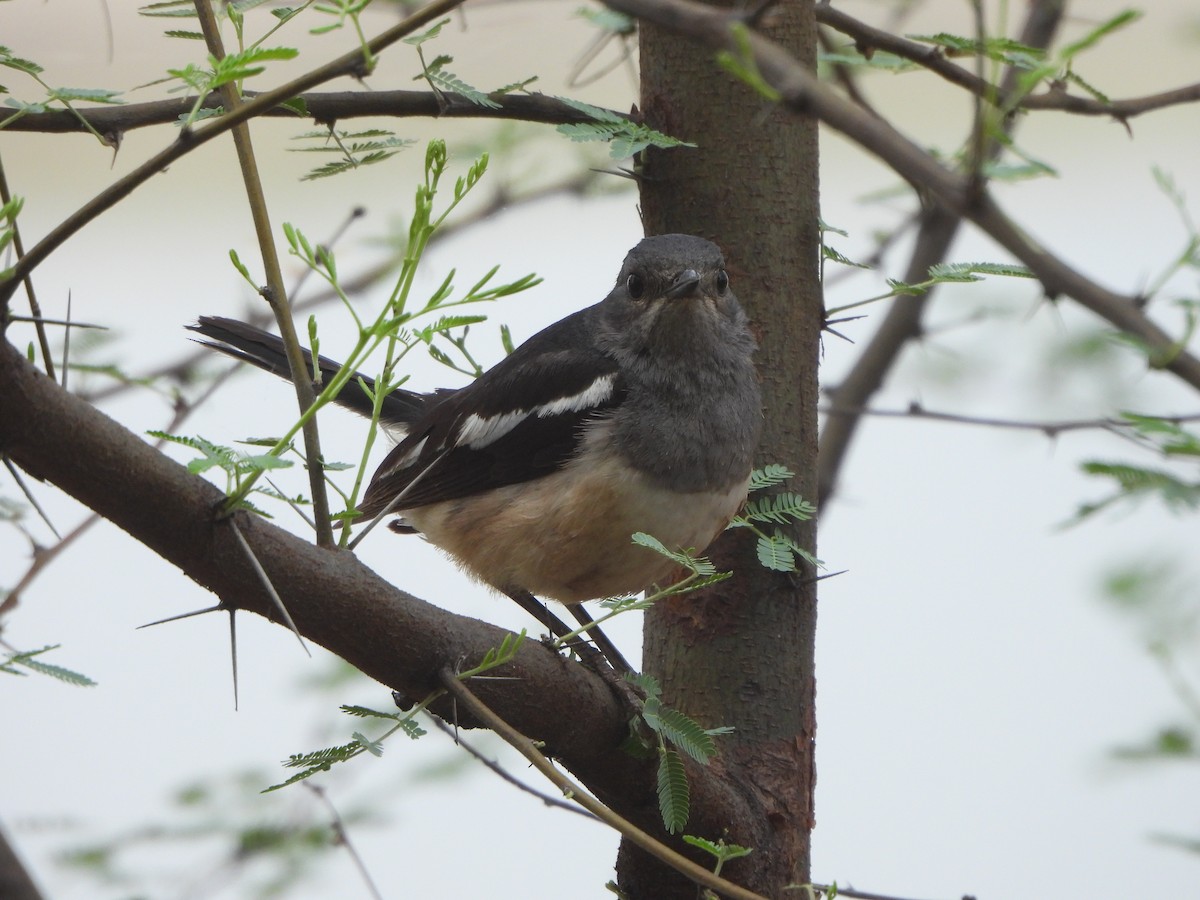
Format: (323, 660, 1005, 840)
(360, 306, 623, 516)
(191, 307, 624, 519)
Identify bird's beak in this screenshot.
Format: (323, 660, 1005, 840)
(664, 268, 701, 300)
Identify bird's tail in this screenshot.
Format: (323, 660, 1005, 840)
(187, 316, 427, 425)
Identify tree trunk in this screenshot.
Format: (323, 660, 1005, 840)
(618, 0, 821, 895)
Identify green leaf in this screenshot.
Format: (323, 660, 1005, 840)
(909, 32, 1046, 67)
(340, 704, 401, 720)
(351, 731, 384, 757)
(748, 464, 794, 491)
(627, 671, 662, 702)
(715, 23, 781, 101)
(682, 834, 754, 864)
(0, 46, 45, 76)
(402, 17, 451, 47)
(927, 260, 1034, 281)
(755, 532, 797, 572)
(631, 532, 716, 577)
(2, 645, 96, 686)
(819, 49, 916, 72)
(656, 748, 690, 834)
(643, 705, 718, 765)
(823, 245, 870, 269)
(139, 0, 197, 17)
(1059, 10, 1141, 60)
(577, 7, 634, 35)
(736, 492, 816, 526)
(419, 59, 501, 109)
(554, 97, 694, 158)
(47, 87, 125, 104)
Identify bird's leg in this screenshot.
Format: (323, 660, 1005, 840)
(567, 604, 633, 676)
(503, 589, 632, 677)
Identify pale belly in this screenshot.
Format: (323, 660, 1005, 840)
(403, 450, 748, 604)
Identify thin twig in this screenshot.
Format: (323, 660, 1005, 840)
(814, 0, 1067, 504)
(424, 714, 601, 821)
(195, 0, 335, 547)
(0, 153, 54, 380)
(809, 883, 977, 900)
(822, 403, 1200, 436)
(815, 3, 1200, 121)
(437, 669, 768, 900)
(305, 784, 385, 900)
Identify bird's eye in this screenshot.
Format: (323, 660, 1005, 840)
(716, 268, 729, 294)
(626, 273, 645, 299)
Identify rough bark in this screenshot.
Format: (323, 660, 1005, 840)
(617, 0, 822, 895)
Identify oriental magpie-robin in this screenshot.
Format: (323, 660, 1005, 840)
(190, 234, 762, 604)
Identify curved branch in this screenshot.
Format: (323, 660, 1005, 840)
(0, 336, 756, 874)
(815, 3, 1200, 121)
(602, 0, 1200, 398)
(0, 90, 617, 135)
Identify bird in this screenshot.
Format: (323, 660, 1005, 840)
(190, 233, 762, 607)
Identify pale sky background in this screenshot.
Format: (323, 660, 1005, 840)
(3, 1, 1200, 899)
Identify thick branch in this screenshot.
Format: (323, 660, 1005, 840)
(0, 821, 43, 900)
(0, 337, 755, 867)
(0, 90, 614, 135)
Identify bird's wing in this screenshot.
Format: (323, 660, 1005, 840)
(359, 312, 623, 516)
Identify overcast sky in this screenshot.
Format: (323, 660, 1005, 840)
(3, 2, 1199, 898)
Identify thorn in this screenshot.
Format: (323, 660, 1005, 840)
(136, 604, 223, 629)
(228, 517, 310, 657)
(229, 607, 239, 711)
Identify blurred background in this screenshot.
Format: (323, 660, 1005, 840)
(2, 1, 1199, 897)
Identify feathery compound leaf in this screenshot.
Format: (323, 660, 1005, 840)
(823, 245, 871, 269)
(340, 704, 401, 720)
(738, 492, 816, 526)
(281, 739, 363, 770)
(352, 732, 384, 757)
(2, 645, 96, 686)
(643, 705, 718, 765)
(0, 46, 45, 76)
(554, 96, 694, 158)
(756, 533, 797, 572)
(682, 834, 754, 864)
(631, 533, 715, 576)
(1060, 9, 1141, 60)
(657, 748, 690, 834)
(403, 17, 450, 46)
(555, 96, 625, 123)
(1079, 461, 1200, 512)
(627, 671, 661, 702)
(748, 464, 794, 491)
(417, 57, 501, 109)
(1121, 413, 1200, 456)
(928, 261, 1034, 281)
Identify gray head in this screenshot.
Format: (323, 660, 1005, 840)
(595, 234, 762, 490)
(598, 234, 751, 364)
